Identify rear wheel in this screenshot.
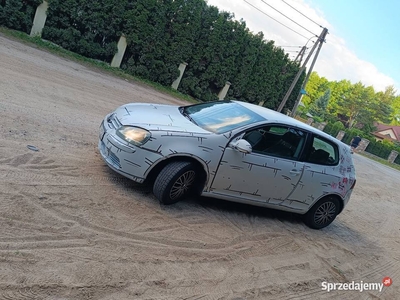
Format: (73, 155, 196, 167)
(153, 161, 198, 205)
(303, 196, 340, 229)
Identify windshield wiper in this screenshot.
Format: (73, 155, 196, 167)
(179, 107, 198, 125)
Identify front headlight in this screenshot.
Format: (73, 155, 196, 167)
(116, 126, 151, 146)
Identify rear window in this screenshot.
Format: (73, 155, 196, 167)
(306, 136, 339, 165)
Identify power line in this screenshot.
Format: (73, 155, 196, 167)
(281, 0, 322, 28)
(260, 0, 318, 37)
(277, 27, 328, 113)
(243, 0, 310, 40)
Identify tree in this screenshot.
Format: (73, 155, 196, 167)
(391, 95, 400, 125)
(309, 88, 330, 119)
(294, 70, 399, 132)
(335, 83, 393, 130)
(301, 72, 329, 107)
(377, 85, 400, 125)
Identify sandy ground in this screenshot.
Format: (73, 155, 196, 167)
(0, 34, 399, 300)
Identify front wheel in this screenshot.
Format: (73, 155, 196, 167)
(153, 161, 198, 205)
(303, 197, 340, 229)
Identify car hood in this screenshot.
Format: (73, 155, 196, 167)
(114, 103, 210, 133)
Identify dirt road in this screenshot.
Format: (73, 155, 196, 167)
(1, 34, 399, 299)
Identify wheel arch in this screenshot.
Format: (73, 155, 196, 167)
(144, 154, 209, 188)
(311, 193, 344, 215)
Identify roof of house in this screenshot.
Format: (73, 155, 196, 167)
(374, 123, 400, 142)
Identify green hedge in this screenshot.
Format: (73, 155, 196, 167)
(341, 128, 372, 145)
(365, 140, 393, 159)
(394, 153, 400, 165)
(5, 0, 300, 107)
(0, 0, 42, 33)
(323, 121, 400, 160)
(42, 0, 124, 62)
(323, 121, 345, 137)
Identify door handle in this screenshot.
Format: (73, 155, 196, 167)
(290, 169, 301, 176)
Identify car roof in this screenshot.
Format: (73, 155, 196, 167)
(233, 100, 346, 146)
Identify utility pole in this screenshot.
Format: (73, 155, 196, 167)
(277, 27, 328, 113)
(290, 29, 328, 117)
(294, 46, 306, 64)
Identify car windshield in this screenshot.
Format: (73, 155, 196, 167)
(181, 101, 265, 134)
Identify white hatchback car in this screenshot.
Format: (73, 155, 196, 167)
(99, 100, 356, 229)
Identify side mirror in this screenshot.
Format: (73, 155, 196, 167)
(230, 139, 252, 154)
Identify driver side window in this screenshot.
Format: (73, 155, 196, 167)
(243, 125, 306, 160)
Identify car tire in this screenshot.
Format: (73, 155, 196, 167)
(303, 196, 340, 229)
(153, 161, 198, 205)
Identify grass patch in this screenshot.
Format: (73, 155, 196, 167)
(358, 151, 400, 172)
(0, 27, 197, 104)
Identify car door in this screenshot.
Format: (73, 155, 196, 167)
(288, 134, 343, 211)
(210, 125, 306, 205)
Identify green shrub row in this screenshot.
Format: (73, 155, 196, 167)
(395, 153, 400, 165)
(365, 140, 395, 159)
(323, 121, 345, 138)
(0, 0, 42, 33)
(1, 0, 304, 107)
(323, 121, 400, 163)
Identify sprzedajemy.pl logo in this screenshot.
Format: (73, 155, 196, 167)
(322, 277, 392, 293)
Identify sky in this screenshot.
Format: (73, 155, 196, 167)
(206, 0, 400, 94)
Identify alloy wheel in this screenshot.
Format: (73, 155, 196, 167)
(169, 170, 196, 200)
(314, 201, 337, 226)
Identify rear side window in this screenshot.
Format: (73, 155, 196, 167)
(306, 136, 338, 165)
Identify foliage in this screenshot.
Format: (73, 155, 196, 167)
(323, 120, 344, 137)
(303, 72, 396, 133)
(301, 72, 330, 107)
(309, 88, 330, 119)
(311, 115, 324, 124)
(341, 127, 370, 145)
(365, 139, 397, 159)
(42, 0, 128, 62)
(0, 0, 42, 33)
(323, 119, 400, 161)
(0, 26, 197, 105)
(7, 0, 300, 106)
(390, 93, 400, 125)
(395, 152, 400, 165)
(355, 86, 393, 129)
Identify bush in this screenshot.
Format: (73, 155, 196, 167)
(342, 128, 366, 145)
(2, 0, 303, 105)
(394, 153, 400, 165)
(323, 121, 344, 137)
(0, 0, 42, 33)
(365, 140, 393, 159)
(323, 123, 400, 161)
(42, 0, 123, 62)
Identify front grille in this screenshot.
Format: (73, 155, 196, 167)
(100, 141, 121, 169)
(108, 151, 121, 168)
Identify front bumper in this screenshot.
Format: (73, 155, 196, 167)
(98, 138, 146, 183)
(98, 117, 160, 184)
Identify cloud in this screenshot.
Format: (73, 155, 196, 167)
(206, 0, 396, 92)
(318, 33, 396, 91)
